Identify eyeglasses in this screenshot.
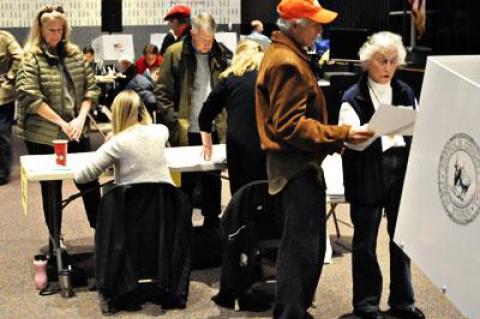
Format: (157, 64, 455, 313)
(38, 5, 65, 23)
(373, 56, 398, 66)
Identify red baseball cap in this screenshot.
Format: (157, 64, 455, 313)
(277, 0, 337, 24)
(164, 5, 191, 21)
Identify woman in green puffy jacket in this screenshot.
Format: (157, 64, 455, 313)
(16, 5, 101, 248)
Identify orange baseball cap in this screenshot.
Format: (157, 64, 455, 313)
(277, 0, 338, 24)
(164, 5, 191, 21)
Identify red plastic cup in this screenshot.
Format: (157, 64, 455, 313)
(53, 139, 68, 166)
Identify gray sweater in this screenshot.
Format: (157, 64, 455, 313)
(75, 124, 174, 185)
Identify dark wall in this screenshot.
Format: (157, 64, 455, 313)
(240, 0, 279, 36)
(322, 0, 389, 33)
(6, 0, 480, 58)
(429, 0, 480, 54)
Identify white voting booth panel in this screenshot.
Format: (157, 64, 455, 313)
(150, 33, 167, 51)
(91, 34, 135, 62)
(215, 32, 237, 54)
(395, 56, 480, 319)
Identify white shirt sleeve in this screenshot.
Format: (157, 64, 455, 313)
(338, 102, 377, 151)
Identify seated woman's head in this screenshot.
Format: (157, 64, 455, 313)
(111, 90, 152, 134)
(358, 31, 406, 84)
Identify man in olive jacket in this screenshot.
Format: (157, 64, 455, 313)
(0, 30, 22, 185)
(155, 12, 231, 229)
(255, 1, 373, 318)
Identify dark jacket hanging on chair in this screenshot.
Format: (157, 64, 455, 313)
(95, 182, 193, 307)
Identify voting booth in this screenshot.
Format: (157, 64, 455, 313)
(395, 56, 480, 319)
(150, 33, 167, 51)
(215, 31, 237, 53)
(91, 34, 135, 62)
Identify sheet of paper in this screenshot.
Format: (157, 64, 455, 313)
(368, 104, 416, 136)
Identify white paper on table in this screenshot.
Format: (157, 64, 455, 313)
(165, 145, 226, 170)
(368, 104, 416, 136)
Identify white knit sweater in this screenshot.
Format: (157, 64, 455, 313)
(75, 124, 174, 185)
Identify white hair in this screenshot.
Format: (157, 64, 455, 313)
(276, 18, 310, 33)
(358, 31, 407, 69)
(191, 12, 216, 35)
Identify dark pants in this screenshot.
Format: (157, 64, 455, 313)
(181, 132, 221, 223)
(25, 139, 101, 241)
(0, 102, 14, 183)
(350, 150, 414, 313)
(226, 139, 267, 195)
(273, 169, 326, 319)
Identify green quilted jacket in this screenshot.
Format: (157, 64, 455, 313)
(16, 41, 99, 146)
(0, 30, 22, 105)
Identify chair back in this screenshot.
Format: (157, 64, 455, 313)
(95, 182, 192, 307)
(215, 180, 281, 303)
(222, 180, 281, 243)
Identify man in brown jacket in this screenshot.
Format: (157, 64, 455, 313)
(255, 1, 373, 318)
(0, 30, 22, 185)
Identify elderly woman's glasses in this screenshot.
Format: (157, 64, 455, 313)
(374, 56, 398, 66)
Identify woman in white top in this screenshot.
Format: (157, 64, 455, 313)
(338, 31, 424, 319)
(75, 90, 173, 185)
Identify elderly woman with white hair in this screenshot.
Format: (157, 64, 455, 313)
(338, 31, 425, 319)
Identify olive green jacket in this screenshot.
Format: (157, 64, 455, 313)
(154, 34, 231, 146)
(0, 30, 22, 105)
(16, 42, 99, 145)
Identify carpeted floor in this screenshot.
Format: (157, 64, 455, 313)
(0, 129, 467, 319)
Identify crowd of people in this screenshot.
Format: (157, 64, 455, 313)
(0, 0, 427, 318)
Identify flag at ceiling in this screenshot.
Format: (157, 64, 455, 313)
(409, 0, 426, 39)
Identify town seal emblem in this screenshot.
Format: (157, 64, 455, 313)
(438, 133, 480, 225)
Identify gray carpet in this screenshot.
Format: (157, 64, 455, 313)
(0, 130, 466, 319)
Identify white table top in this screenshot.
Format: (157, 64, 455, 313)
(318, 79, 331, 87)
(20, 144, 227, 182)
(322, 153, 345, 200)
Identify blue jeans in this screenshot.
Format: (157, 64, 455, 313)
(0, 102, 14, 182)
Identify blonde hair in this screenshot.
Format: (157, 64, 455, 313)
(111, 90, 152, 134)
(24, 5, 76, 54)
(358, 31, 407, 70)
(220, 39, 263, 78)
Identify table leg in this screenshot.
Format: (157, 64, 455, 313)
(44, 181, 64, 272)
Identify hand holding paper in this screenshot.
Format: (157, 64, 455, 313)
(347, 126, 375, 144)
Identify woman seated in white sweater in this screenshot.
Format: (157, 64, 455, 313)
(75, 90, 173, 185)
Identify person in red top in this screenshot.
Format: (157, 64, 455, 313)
(135, 44, 162, 75)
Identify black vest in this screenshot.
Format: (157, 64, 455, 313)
(341, 74, 417, 205)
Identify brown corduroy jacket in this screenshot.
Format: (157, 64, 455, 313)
(255, 31, 350, 193)
(256, 31, 350, 154)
